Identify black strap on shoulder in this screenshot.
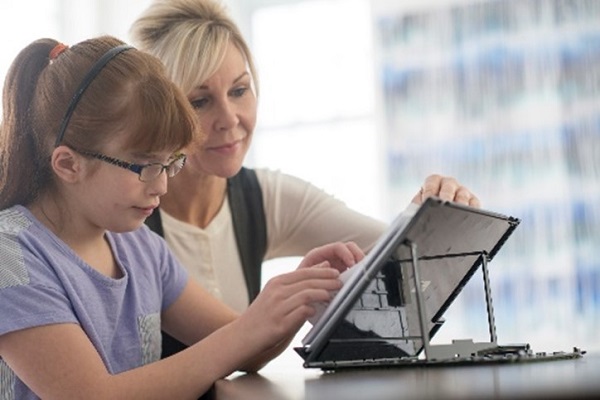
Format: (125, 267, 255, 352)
(145, 167, 267, 301)
(227, 167, 267, 302)
(145, 168, 267, 360)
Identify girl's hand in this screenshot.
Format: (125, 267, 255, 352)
(233, 242, 364, 368)
(240, 266, 343, 350)
(297, 241, 364, 273)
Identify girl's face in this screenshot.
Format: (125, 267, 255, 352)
(76, 137, 174, 233)
(184, 41, 257, 178)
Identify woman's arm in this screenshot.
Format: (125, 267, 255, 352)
(259, 169, 480, 259)
(257, 169, 387, 257)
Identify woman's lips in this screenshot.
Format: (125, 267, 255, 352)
(206, 140, 242, 156)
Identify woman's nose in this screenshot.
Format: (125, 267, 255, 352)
(214, 100, 239, 132)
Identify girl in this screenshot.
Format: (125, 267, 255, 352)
(0, 36, 362, 399)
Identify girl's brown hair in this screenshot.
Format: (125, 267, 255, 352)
(0, 35, 200, 209)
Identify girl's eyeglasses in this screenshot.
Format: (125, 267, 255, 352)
(73, 149, 186, 182)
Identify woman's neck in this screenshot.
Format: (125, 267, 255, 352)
(160, 172, 228, 229)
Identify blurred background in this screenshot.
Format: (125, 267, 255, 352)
(1, 0, 598, 354)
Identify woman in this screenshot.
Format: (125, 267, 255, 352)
(129, 0, 480, 357)
(0, 35, 362, 399)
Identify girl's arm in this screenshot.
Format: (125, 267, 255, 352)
(0, 242, 360, 400)
(162, 241, 364, 372)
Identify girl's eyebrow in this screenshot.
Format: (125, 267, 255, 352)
(129, 151, 164, 161)
(129, 151, 152, 158)
(131, 151, 180, 162)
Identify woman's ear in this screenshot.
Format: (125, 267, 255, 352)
(51, 146, 84, 183)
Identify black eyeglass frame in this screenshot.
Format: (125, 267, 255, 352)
(74, 149, 186, 182)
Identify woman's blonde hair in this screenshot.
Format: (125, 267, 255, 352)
(130, 0, 259, 96)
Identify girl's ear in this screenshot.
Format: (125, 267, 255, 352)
(51, 146, 84, 183)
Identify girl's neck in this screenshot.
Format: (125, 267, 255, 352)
(160, 172, 227, 229)
(28, 198, 121, 278)
(28, 197, 95, 243)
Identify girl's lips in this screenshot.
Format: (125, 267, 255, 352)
(136, 206, 157, 217)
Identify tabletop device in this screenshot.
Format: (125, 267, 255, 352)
(295, 197, 585, 370)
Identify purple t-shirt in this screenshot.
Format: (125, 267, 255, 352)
(0, 205, 189, 399)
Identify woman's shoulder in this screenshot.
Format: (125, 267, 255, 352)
(252, 167, 317, 191)
(250, 167, 346, 220)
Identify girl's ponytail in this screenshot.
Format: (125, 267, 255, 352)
(0, 38, 60, 209)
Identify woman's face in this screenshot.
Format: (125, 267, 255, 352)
(185, 42, 257, 178)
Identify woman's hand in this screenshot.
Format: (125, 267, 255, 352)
(411, 174, 480, 207)
(297, 241, 364, 272)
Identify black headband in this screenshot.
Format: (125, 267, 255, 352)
(54, 44, 134, 147)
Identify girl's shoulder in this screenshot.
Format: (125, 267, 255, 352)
(0, 205, 35, 235)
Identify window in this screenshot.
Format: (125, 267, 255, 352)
(248, 0, 383, 219)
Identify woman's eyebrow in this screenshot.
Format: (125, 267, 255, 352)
(196, 71, 250, 90)
(232, 71, 250, 84)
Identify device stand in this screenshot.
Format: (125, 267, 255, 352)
(407, 241, 508, 361)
